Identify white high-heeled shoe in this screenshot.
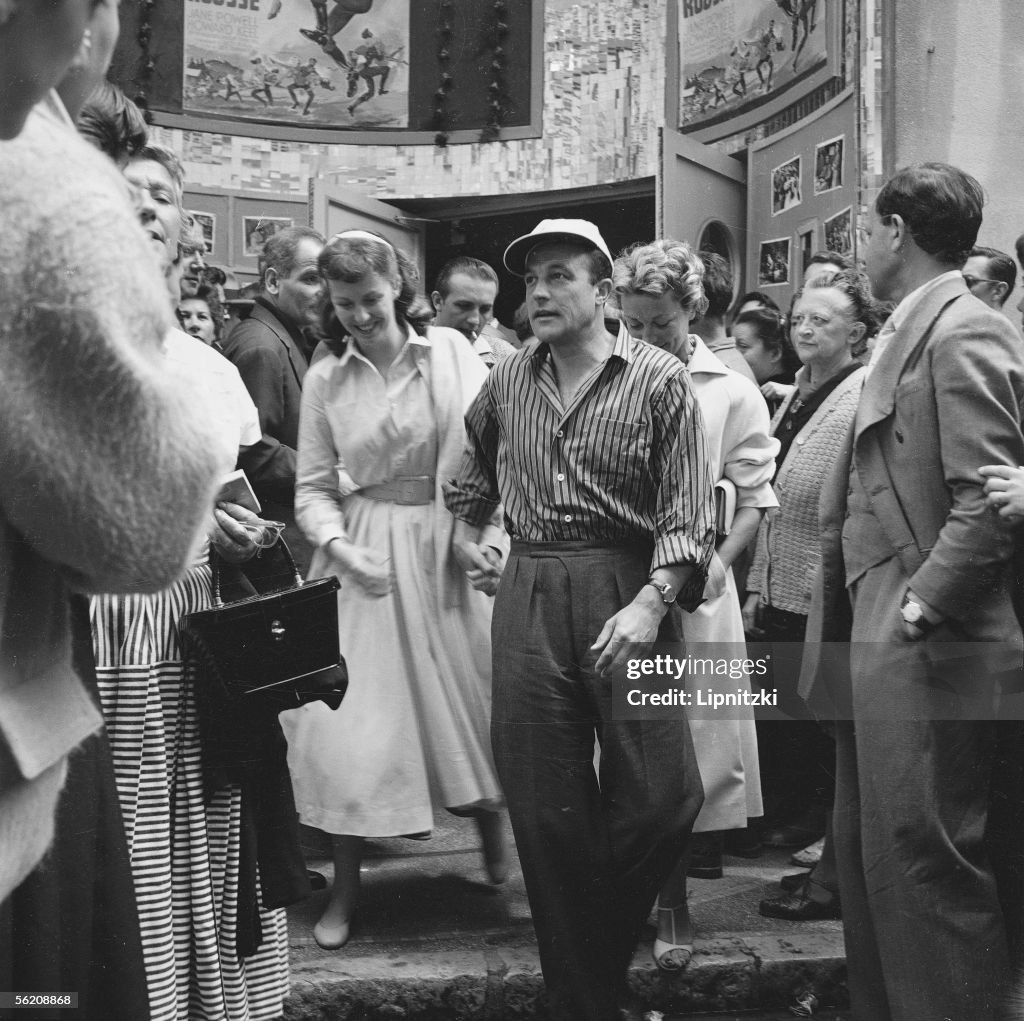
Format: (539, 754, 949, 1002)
(652, 905, 693, 971)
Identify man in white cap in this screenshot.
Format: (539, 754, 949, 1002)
(445, 219, 715, 1020)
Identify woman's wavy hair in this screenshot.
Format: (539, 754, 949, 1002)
(796, 268, 883, 357)
(178, 282, 224, 346)
(610, 238, 709, 319)
(733, 306, 800, 377)
(317, 233, 433, 355)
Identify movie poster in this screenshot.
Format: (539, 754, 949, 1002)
(183, 0, 410, 129)
(677, 0, 828, 131)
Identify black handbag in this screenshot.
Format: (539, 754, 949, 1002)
(181, 538, 348, 711)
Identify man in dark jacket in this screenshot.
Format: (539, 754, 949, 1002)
(222, 225, 325, 573)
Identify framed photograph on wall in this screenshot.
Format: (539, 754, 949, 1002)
(187, 210, 216, 253)
(824, 206, 853, 256)
(771, 156, 802, 215)
(758, 237, 791, 286)
(242, 216, 294, 258)
(814, 134, 844, 194)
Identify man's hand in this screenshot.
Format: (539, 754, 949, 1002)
(591, 586, 666, 677)
(979, 464, 1024, 521)
(453, 537, 503, 596)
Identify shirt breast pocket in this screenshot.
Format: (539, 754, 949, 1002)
(588, 417, 650, 491)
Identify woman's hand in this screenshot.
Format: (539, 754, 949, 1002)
(325, 539, 392, 597)
(761, 381, 794, 404)
(742, 592, 763, 637)
(979, 464, 1024, 521)
(209, 500, 264, 563)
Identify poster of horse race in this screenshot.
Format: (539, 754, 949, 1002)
(677, 0, 829, 134)
(183, 0, 409, 129)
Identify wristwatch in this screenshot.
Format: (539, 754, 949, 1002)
(900, 595, 937, 635)
(647, 579, 677, 606)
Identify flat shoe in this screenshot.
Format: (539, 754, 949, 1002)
(313, 916, 351, 950)
(758, 884, 840, 921)
(790, 836, 825, 867)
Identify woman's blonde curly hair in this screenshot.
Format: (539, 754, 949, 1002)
(610, 238, 709, 319)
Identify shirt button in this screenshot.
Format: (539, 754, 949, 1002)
(556, 473, 565, 482)
(563, 514, 573, 523)
(556, 430, 564, 437)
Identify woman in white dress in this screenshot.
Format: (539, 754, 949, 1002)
(282, 231, 507, 949)
(612, 239, 778, 969)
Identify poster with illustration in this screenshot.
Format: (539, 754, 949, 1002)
(771, 155, 802, 215)
(677, 0, 828, 131)
(759, 237, 791, 285)
(188, 210, 216, 253)
(184, 0, 410, 129)
(824, 206, 852, 255)
(814, 134, 844, 193)
(243, 216, 294, 257)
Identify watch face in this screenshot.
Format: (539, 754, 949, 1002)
(903, 601, 924, 624)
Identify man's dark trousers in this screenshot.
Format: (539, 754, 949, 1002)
(491, 541, 704, 1021)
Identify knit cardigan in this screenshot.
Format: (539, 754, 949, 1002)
(747, 365, 865, 615)
(0, 98, 233, 792)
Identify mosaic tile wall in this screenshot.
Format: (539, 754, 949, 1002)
(154, 0, 666, 199)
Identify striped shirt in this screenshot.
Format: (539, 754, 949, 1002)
(444, 329, 716, 606)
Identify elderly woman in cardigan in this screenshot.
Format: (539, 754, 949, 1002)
(745, 268, 876, 921)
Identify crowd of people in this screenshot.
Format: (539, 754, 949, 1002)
(4, 4, 1024, 1021)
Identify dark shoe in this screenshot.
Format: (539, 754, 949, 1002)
(724, 826, 762, 858)
(779, 869, 811, 893)
(759, 882, 840, 920)
(687, 833, 723, 880)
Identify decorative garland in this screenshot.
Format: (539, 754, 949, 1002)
(479, 0, 510, 143)
(432, 0, 455, 147)
(135, 0, 157, 123)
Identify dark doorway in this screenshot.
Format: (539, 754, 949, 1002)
(398, 182, 655, 331)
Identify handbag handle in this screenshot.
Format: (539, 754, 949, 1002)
(211, 536, 304, 608)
